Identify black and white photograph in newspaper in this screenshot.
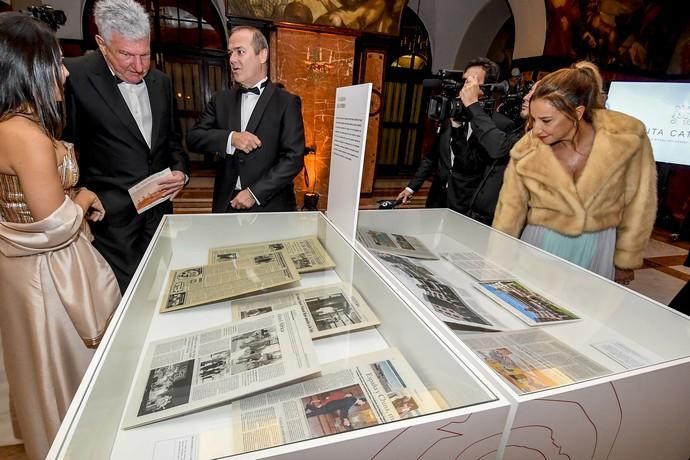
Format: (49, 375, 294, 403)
(305, 292, 362, 332)
(137, 360, 195, 416)
(230, 327, 282, 373)
(376, 253, 501, 331)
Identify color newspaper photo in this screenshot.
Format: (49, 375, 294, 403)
(462, 329, 610, 394)
(230, 348, 440, 455)
(302, 384, 376, 435)
(475, 280, 579, 326)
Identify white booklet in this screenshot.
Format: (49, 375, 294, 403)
(122, 306, 319, 429)
(128, 167, 173, 214)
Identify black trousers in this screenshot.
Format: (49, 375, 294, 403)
(90, 208, 164, 293)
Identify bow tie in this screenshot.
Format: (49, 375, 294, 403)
(114, 74, 144, 86)
(239, 81, 267, 95)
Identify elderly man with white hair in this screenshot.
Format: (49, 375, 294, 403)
(64, 0, 189, 292)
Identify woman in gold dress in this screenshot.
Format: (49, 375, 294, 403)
(0, 13, 121, 459)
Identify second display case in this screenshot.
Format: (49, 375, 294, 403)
(356, 208, 690, 460)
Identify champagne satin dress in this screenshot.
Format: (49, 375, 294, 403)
(0, 142, 121, 460)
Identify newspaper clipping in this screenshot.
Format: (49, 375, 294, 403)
(230, 348, 440, 454)
(208, 237, 335, 273)
(357, 228, 438, 260)
(462, 329, 611, 394)
(440, 252, 514, 282)
(376, 253, 501, 331)
(160, 251, 301, 313)
(123, 307, 319, 429)
(231, 283, 380, 339)
(474, 280, 580, 326)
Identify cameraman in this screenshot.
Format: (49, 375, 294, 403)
(398, 58, 514, 222)
(463, 74, 537, 224)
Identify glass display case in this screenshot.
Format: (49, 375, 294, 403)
(356, 208, 690, 459)
(48, 212, 511, 460)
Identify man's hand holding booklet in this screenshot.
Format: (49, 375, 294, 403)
(128, 168, 175, 214)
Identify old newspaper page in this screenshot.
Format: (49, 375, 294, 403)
(357, 227, 438, 260)
(208, 236, 335, 273)
(123, 306, 319, 429)
(376, 253, 502, 331)
(229, 348, 440, 454)
(160, 251, 300, 313)
(462, 329, 610, 394)
(231, 283, 380, 339)
(440, 251, 514, 282)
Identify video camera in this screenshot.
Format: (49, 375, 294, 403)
(496, 68, 535, 122)
(424, 69, 510, 124)
(23, 5, 66, 31)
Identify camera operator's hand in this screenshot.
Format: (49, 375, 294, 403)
(459, 75, 483, 107)
(396, 188, 413, 204)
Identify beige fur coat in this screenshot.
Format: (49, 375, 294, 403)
(492, 109, 657, 269)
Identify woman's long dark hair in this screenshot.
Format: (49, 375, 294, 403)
(0, 12, 64, 139)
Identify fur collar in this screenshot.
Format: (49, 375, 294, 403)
(510, 109, 646, 209)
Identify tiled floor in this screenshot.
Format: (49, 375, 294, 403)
(0, 228, 687, 459)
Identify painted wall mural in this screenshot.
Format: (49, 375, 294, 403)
(544, 0, 690, 74)
(227, 0, 406, 35)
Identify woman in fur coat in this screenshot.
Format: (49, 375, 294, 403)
(492, 62, 657, 285)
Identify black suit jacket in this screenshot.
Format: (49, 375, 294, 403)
(407, 105, 514, 215)
(63, 51, 189, 226)
(406, 121, 455, 209)
(187, 82, 305, 213)
(464, 103, 521, 223)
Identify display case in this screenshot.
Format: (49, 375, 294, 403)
(48, 212, 512, 460)
(356, 208, 690, 459)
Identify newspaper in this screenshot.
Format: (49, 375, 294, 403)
(357, 228, 438, 260)
(160, 251, 300, 313)
(123, 306, 319, 429)
(376, 253, 501, 331)
(591, 341, 653, 369)
(474, 280, 580, 326)
(128, 167, 173, 214)
(231, 283, 380, 339)
(230, 348, 441, 454)
(208, 236, 335, 273)
(462, 329, 610, 394)
(440, 251, 514, 282)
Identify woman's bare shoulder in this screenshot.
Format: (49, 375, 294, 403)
(0, 116, 56, 172)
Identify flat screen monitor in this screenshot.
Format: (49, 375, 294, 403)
(606, 81, 690, 166)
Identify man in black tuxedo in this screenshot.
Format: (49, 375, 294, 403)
(187, 25, 305, 213)
(398, 58, 514, 224)
(64, 0, 189, 292)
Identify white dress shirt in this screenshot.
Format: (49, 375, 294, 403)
(117, 80, 152, 148)
(226, 76, 268, 196)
